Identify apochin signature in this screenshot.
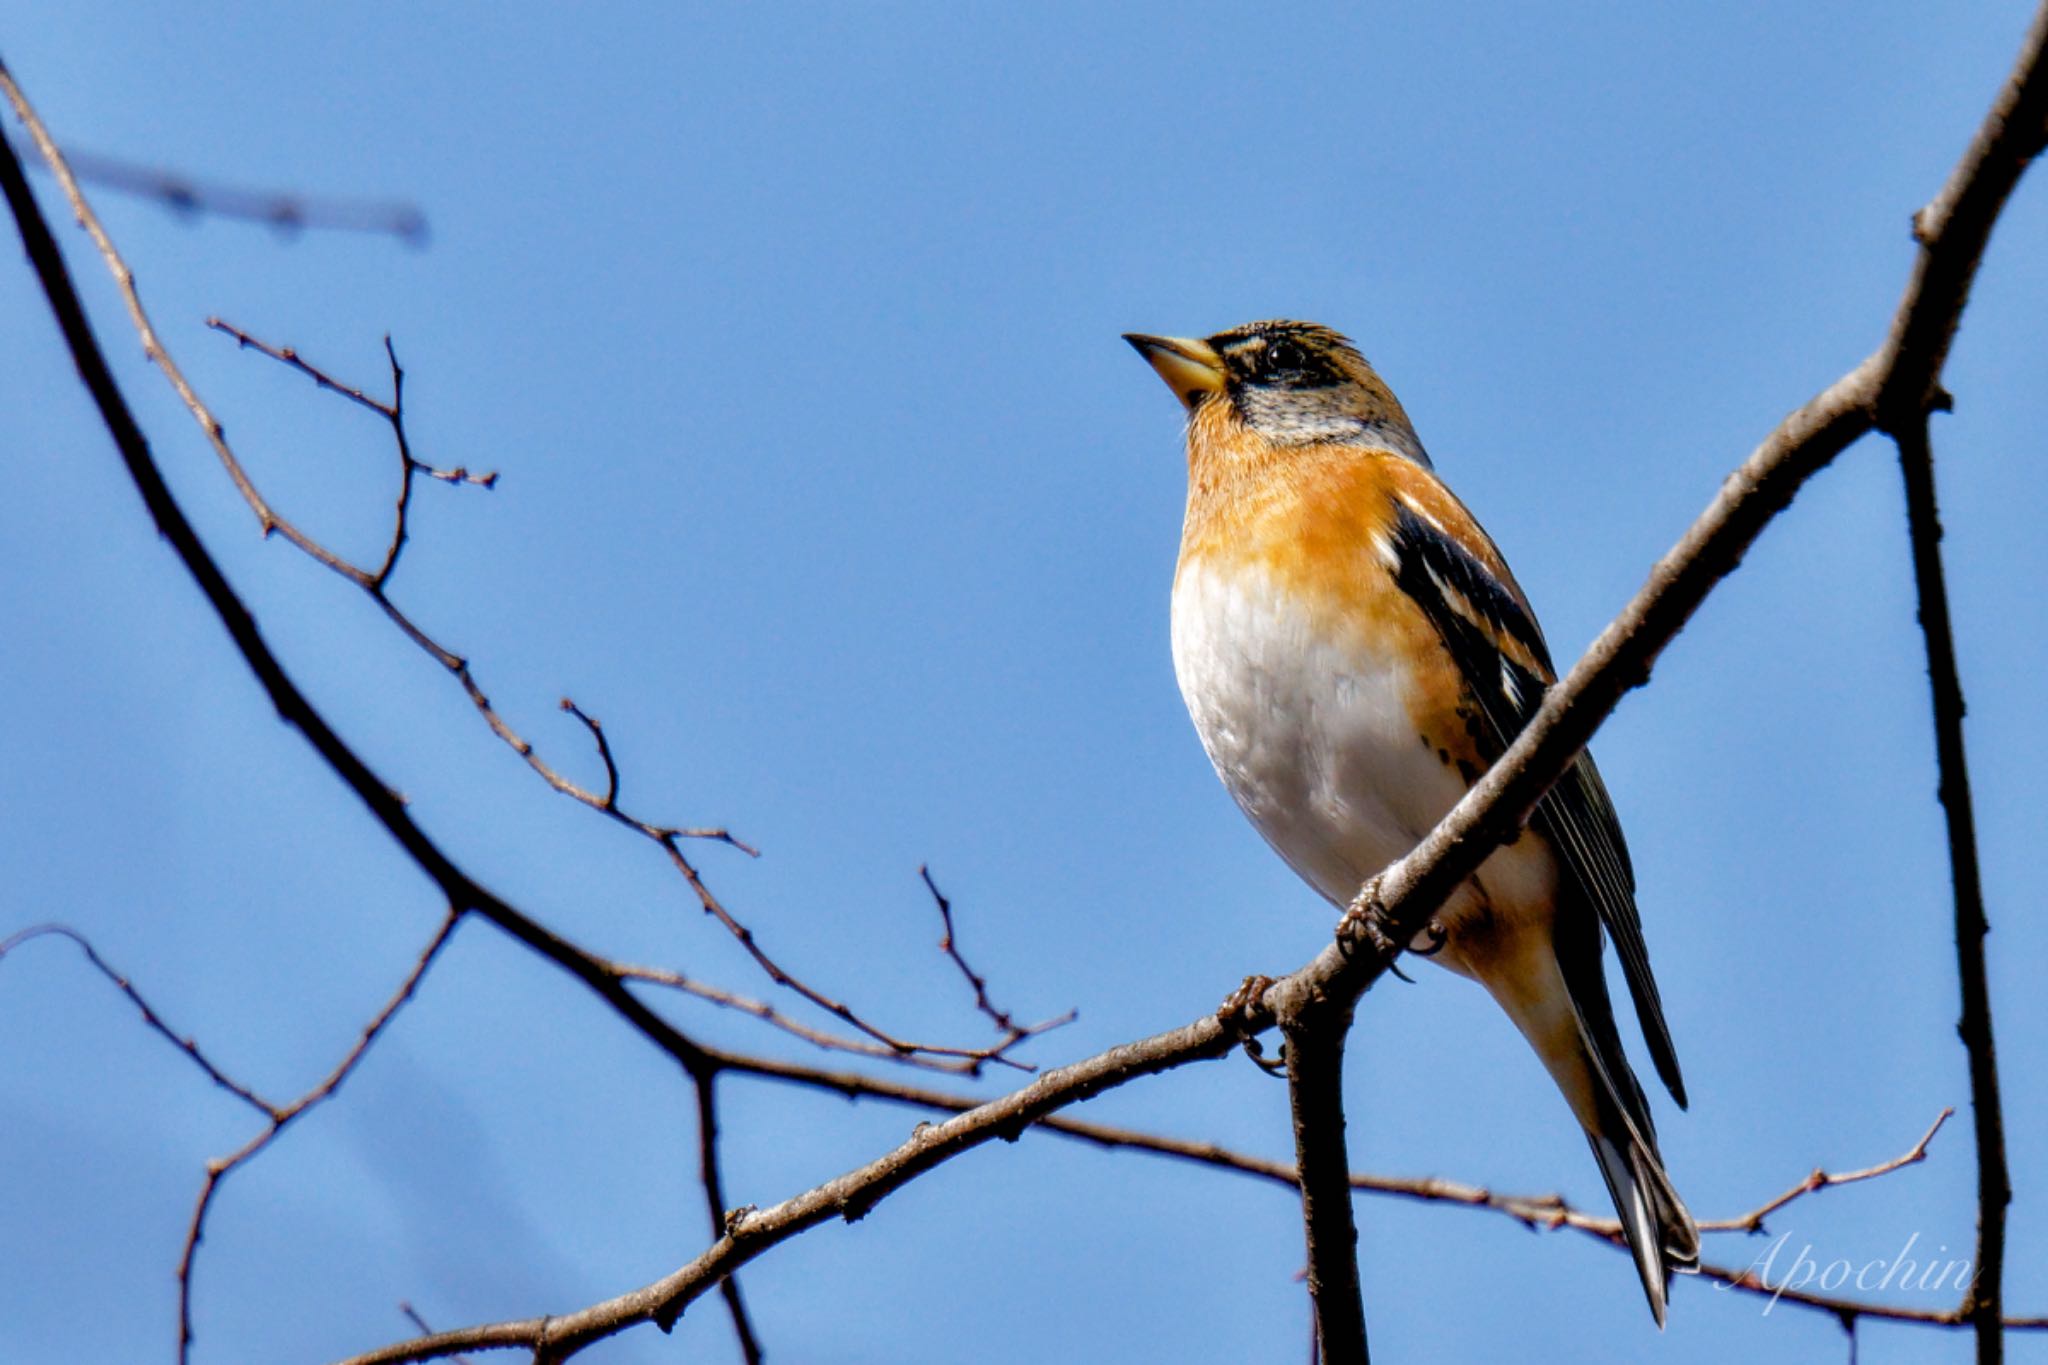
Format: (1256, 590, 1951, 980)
(1719, 1231, 1977, 1314)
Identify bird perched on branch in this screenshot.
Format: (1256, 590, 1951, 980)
(1126, 319, 1698, 1323)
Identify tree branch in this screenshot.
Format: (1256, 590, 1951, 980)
(1281, 994, 1367, 1363)
(329, 1013, 1245, 1365)
(1893, 412, 2009, 1362)
(692, 1073, 765, 1365)
(0, 924, 276, 1117)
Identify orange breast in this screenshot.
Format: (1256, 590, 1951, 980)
(1175, 407, 1534, 776)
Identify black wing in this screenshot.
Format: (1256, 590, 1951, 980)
(1387, 501, 1686, 1108)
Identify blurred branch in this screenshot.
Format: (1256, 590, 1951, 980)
(1892, 411, 2010, 1362)
(7, 135, 427, 242)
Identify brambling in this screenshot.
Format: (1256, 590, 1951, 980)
(1126, 320, 1699, 1324)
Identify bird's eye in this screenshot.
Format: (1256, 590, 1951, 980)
(1265, 338, 1307, 375)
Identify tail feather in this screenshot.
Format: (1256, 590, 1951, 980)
(1478, 928, 1698, 1325)
(1565, 972, 1699, 1326)
(1588, 1127, 1699, 1327)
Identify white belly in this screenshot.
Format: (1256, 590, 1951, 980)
(1170, 560, 1555, 950)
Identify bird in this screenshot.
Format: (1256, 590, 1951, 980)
(1125, 319, 1699, 1324)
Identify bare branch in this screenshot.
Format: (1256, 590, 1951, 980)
(616, 961, 1013, 1074)
(558, 699, 622, 810)
(692, 1074, 765, 1364)
(336, 1038, 2042, 1364)
(203, 320, 497, 588)
(0, 923, 276, 1117)
(718, 1063, 2027, 1334)
(1893, 411, 2010, 1362)
(1702, 1108, 1955, 1235)
(919, 865, 1077, 1050)
(1281, 993, 1366, 1363)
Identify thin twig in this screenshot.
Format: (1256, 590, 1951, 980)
(204, 320, 497, 590)
(0, 924, 277, 1117)
(1700, 1108, 1956, 1236)
(1892, 412, 2010, 1363)
(920, 865, 1077, 1050)
(551, 696, 1049, 1072)
(615, 961, 1017, 1074)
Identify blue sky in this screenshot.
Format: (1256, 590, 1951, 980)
(2, 4, 2044, 1362)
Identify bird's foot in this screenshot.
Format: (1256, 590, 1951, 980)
(1218, 976, 1285, 1074)
(1341, 875, 1395, 956)
(1219, 973, 1276, 1025)
(1342, 876, 1447, 978)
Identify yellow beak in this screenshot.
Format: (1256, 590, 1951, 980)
(1123, 333, 1226, 410)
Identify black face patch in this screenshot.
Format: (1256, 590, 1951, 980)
(1216, 328, 1343, 392)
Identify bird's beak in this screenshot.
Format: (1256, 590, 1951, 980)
(1123, 333, 1226, 410)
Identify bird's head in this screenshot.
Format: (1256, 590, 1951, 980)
(1123, 319, 1429, 466)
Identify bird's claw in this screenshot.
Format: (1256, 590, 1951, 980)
(1240, 1035, 1289, 1077)
(1410, 918, 1450, 957)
